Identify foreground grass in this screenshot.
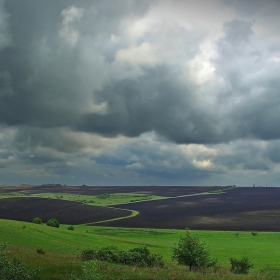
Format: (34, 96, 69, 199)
(1, 219, 280, 279)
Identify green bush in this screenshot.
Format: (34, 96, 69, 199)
(69, 261, 105, 280)
(0, 242, 41, 280)
(46, 218, 60, 228)
(81, 246, 164, 268)
(32, 217, 42, 224)
(68, 226, 74, 230)
(229, 255, 254, 274)
(96, 193, 110, 199)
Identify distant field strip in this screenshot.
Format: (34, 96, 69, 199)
(0, 192, 166, 206)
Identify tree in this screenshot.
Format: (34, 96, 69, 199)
(251, 232, 257, 238)
(46, 218, 60, 228)
(32, 217, 42, 224)
(171, 230, 217, 271)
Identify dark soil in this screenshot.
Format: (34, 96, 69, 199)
(0, 197, 129, 224)
(99, 187, 280, 231)
(1, 186, 279, 231)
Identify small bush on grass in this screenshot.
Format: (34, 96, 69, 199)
(68, 226, 74, 230)
(0, 242, 41, 280)
(81, 246, 164, 268)
(229, 254, 254, 274)
(32, 217, 42, 224)
(70, 261, 106, 280)
(96, 193, 110, 199)
(36, 248, 45, 254)
(46, 218, 60, 228)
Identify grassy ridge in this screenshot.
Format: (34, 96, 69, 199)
(0, 192, 166, 206)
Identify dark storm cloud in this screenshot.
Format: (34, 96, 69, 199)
(0, 0, 280, 186)
(0, 0, 279, 150)
(211, 19, 280, 141)
(12, 127, 85, 153)
(91, 138, 210, 182)
(0, 0, 152, 128)
(264, 141, 280, 163)
(211, 140, 271, 171)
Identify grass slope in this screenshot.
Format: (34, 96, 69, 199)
(1, 219, 280, 273)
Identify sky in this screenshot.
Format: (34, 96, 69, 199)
(0, 0, 280, 186)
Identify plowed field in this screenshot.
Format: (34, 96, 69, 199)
(1, 187, 280, 231)
(0, 197, 129, 224)
(99, 187, 280, 231)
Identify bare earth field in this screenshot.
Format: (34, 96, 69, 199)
(0, 186, 280, 231)
(0, 197, 129, 224)
(101, 187, 280, 231)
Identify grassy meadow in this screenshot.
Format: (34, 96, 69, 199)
(0, 192, 166, 206)
(1, 219, 280, 279)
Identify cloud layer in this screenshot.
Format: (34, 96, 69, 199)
(0, 0, 280, 186)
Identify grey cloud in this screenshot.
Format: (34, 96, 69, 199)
(91, 137, 210, 182)
(264, 141, 280, 163)
(212, 141, 271, 171)
(0, 0, 153, 127)
(222, 0, 280, 16)
(76, 65, 222, 144)
(1, 0, 280, 186)
(12, 127, 86, 154)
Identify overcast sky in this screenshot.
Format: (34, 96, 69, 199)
(0, 0, 280, 186)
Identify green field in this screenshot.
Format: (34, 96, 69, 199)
(0, 192, 166, 206)
(1, 219, 280, 279)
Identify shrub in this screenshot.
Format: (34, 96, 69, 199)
(32, 217, 42, 224)
(46, 218, 60, 228)
(172, 229, 217, 271)
(68, 226, 74, 230)
(69, 261, 105, 280)
(96, 193, 110, 199)
(36, 248, 45, 254)
(229, 255, 254, 274)
(0, 242, 41, 279)
(81, 246, 164, 268)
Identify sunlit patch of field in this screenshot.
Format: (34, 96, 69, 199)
(0, 192, 167, 206)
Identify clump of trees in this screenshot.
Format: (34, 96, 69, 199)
(81, 246, 164, 268)
(171, 229, 217, 271)
(32, 217, 42, 224)
(46, 218, 60, 228)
